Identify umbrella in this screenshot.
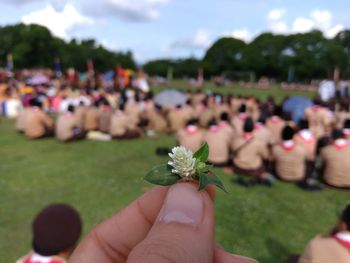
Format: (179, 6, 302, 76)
(154, 89, 187, 107)
(283, 96, 313, 123)
(30, 74, 49, 85)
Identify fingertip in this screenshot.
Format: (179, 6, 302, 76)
(214, 247, 258, 263)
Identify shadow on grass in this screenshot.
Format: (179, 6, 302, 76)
(258, 238, 299, 263)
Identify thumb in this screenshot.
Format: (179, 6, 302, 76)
(126, 183, 215, 263)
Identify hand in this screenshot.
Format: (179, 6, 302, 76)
(69, 183, 256, 263)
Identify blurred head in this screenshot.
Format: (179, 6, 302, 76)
(341, 204, 350, 231)
(298, 119, 309, 130)
(282, 111, 292, 122)
(186, 118, 198, 126)
(344, 119, 350, 129)
(207, 118, 217, 128)
(332, 129, 344, 140)
(32, 204, 82, 257)
(282, 126, 295, 141)
(239, 104, 246, 113)
(175, 104, 182, 109)
(243, 117, 254, 133)
(67, 105, 75, 113)
(220, 112, 230, 122)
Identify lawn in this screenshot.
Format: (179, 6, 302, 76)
(0, 85, 348, 263)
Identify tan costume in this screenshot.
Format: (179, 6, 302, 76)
(176, 126, 204, 153)
(148, 110, 168, 133)
(84, 107, 100, 131)
(110, 111, 128, 137)
(253, 123, 273, 146)
(294, 130, 317, 161)
(266, 116, 285, 144)
(24, 108, 54, 139)
(305, 106, 333, 138)
(231, 134, 268, 171)
(204, 126, 230, 165)
(299, 235, 350, 263)
(168, 108, 191, 132)
(321, 140, 350, 188)
(16, 108, 31, 132)
(231, 114, 248, 135)
(74, 105, 87, 129)
(198, 108, 214, 128)
(272, 142, 307, 181)
(99, 107, 112, 133)
(55, 113, 80, 142)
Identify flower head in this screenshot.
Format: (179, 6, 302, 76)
(168, 146, 196, 179)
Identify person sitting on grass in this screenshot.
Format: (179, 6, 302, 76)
(24, 99, 54, 139)
(16, 204, 82, 263)
(231, 118, 271, 186)
(320, 130, 350, 188)
(55, 105, 86, 142)
(299, 204, 350, 263)
(176, 118, 204, 153)
(204, 118, 231, 168)
(271, 126, 307, 182)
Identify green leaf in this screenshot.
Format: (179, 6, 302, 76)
(144, 164, 181, 186)
(198, 173, 209, 191)
(194, 142, 209, 162)
(207, 173, 228, 193)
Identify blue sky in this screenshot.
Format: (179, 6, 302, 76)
(1, 0, 350, 64)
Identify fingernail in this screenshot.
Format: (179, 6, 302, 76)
(160, 183, 203, 225)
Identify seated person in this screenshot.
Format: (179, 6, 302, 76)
(299, 204, 350, 263)
(266, 106, 285, 144)
(176, 118, 204, 153)
(343, 119, 350, 140)
(110, 104, 142, 139)
(231, 104, 248, 135)
(294, 119, 317, 161)
(16, 204, 82, 263)
(321, 130, 350, 188)
(167, 104, 192, 132)
(147, 105, 168, 134)
(231, 118, 269, 180)
(204, 119, 230, 166)
(55, 105, 85, 142)
(84, 101, 100, 131)
(272, 126, 307, 182)
(99, 101, 112, 134)
(218, 112, 234, 141)
(16, 99, 34, 133)
(253, 115, 274, 147)
(24, 99, 54, 139)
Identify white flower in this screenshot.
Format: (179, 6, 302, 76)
(168, 146, 196, 179)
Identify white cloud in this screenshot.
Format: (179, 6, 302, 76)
(325, 24, 345, 38)
(81, 0, 170, 22)
(267, 8, 285, 21)
(22, 4, 93, 39)
(311, 9, 332, 30)
(224, 29, 251, 42)
(171, 29, 211, 50)
(292, 17, 315, 33)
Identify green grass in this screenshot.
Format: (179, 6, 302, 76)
(0, 85, 348, 263)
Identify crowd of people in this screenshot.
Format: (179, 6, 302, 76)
(2, 73, 349, 189)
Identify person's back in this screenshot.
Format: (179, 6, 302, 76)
(321, 132, 350, 188)
(299, 204, 350, 263)
(84, 105, 100, 131)
(74, 105, 87, 129)
(168, 106, 190, 132)
(266, 115, 285, 144)
(55, 112, 79, 142)
(16, 107, 30, 133)
(253, 119, 273, 146)
(148, 108, 168, 133)
(272, 126, 307, 182)
(177, 120, 204, 153)
(99, 105, 112, 133)
(204, 120, 230, 165)
(298, 236, 350, 263)
(294, 120, 317, 161)
(110, 110, 128, 137)
(305, 105, 333, 138)
(24, 107, 53, 139)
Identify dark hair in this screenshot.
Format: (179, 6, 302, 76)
(207, 118, 217, 127)
(175, 104, 182, 109)
(186, 118, 198, 126)
(274, 106, 283, 117)
(243, 117, 254, 133)
(282, 126, 295, 141)
(332, 129, 344, 140)
(344, 119, 350, 129)
(220, 112, 230, 122)
(282, 111, 292, 121)
(258, 115, 267, 124)
(239, 104, 246, 113)
(67, 105, 75, 113)
(342, 204, 350, 230)
(119, 103, 125, 111)
(299, 119, 309, 130)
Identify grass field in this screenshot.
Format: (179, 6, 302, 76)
(0, 85, 349, 263)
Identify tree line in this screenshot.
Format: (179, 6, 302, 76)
(144, 30, 350, 82)
(1, 23, 350, 82)
(0, 23, 136, 72)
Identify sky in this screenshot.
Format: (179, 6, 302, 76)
(1, 0, 350, 64)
